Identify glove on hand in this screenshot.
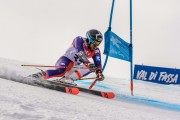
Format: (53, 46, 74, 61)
(96, 70, 104, 81)
(86, 62, 96, 72)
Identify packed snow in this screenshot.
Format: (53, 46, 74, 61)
(0, 57, 180, 120)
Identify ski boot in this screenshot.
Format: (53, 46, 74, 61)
(54, 76, 77, 86)
(29, 71, 47, 81)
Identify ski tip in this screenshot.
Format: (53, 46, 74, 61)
(71, 88, 79, 95)
(101, 92, 115, 99)
(65, 87, 79, 95)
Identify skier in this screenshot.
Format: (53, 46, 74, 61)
(31, 29, 104, 83)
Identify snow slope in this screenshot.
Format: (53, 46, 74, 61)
(0, 57, 180, 120)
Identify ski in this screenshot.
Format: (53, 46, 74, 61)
(33, 80, 79, 95)
(47, 80, 115, 99)
(73, 86, 115, 99)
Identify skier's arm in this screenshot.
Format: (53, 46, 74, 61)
(76, 51, 96, 72)
(92, 48, 102, 71)
(76, 51, 89, 64)
(92, 49, 104, 81)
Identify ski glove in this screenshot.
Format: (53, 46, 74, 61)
(96, 70, 104, 81)
(85, 62, 96, 72)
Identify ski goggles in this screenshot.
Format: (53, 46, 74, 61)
(86, 33, 101, 47)
(91, 40, 101, 47)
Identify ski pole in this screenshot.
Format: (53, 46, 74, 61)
(21, 64, 88, 69)
(89, 79, 97, 89)
(79, 77, 96, 80)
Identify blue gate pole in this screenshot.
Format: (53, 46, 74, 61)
(130, 0, 133, 96)
(102, 0, 115, 72)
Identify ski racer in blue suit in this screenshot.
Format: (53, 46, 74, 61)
(32, 29, 104, 83)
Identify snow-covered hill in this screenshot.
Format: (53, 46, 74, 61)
(0, 57, 180, 120)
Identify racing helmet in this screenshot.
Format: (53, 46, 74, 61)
(86, 29, 103, 46)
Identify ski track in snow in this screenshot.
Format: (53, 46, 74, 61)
(77, 80, 180, 111)
(0, 57, 180, 120)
